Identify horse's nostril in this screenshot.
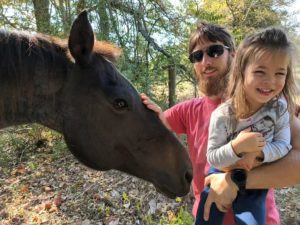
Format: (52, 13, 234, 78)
(185, 169, 193, 184)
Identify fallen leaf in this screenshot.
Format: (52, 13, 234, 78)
(167, 210, 175, 222)
(44, 202, 52, 210)
(54, 192, 63, 208)
(0, 210, 8, 219)
(43, 186, 52, 193)
(19, 185, 29, 193)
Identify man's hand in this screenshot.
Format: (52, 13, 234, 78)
(140, 93, 170, 129)
(231, 128, 265, 154)
(203, 173, 238, 221)
(140, 93, 163, 114)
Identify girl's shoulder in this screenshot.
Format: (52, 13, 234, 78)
(266, 97, 288, 113)
(213, 99, 233, 116)
(277, 97, 288, 109)
(262, 97, 288, 119)
(211, 100, 235, 127)
(211, 100, 235, 129)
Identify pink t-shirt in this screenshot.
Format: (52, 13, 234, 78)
(164, 97, 280, 225)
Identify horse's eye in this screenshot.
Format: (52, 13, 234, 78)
(113, 98, 128, 110)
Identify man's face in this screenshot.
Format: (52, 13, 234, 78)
(192, 40, 233, 97)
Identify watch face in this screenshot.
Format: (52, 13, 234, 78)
(232, 170, 246, 183)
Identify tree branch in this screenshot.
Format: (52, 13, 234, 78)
(108, 0, 172, 59)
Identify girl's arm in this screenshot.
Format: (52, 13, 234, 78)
(247, 116, 300, 188)
(207, 109, 265, 169)
(262, 109, 291, 162)
(207, 110, 241, 168)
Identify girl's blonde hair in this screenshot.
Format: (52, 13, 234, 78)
(227, 27, 297, 119)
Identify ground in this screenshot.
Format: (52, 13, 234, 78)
(0, 125, 300, 225)
(0, 126, 194, 225)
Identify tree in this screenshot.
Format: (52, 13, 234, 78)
(32, 0, 51, 34)
(0, 0, 298, 105)
(200, 0, 297, 43)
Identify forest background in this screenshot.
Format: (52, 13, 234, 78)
(0, 0, 300, 224)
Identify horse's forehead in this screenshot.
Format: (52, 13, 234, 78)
(93, 58, 130, 91)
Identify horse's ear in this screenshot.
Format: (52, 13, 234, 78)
(68, 10, 94, 66)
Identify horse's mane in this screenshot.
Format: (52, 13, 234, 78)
(93, 41, 122, 63)
(0, 29, 70, 86)
(0, 29, 123, 90)
(0, 29, 122, 67)
(39, 33, 123, 63)
(0, 29, 122, 122)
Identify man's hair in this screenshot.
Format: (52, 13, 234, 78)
(189, 22, 235, 54)
(227, 27, 297, 119)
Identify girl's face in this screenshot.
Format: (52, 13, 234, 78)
(243, 51, 289, 112)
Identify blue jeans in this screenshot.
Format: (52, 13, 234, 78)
(195, 168, 268, 225)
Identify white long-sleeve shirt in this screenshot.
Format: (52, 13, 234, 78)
(207, 98, 292, 169)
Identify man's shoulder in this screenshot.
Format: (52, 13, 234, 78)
(165, 97, 206, 117)
(172, 97, 206, 108)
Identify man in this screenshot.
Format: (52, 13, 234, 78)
(141, 21, 300, 224)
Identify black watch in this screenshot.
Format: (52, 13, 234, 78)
(230, 169, 247, 194)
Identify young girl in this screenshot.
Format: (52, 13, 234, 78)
(195, 27, 297, 225)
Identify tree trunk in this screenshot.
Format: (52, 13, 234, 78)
(168, 65, 176, 107)
(32, 0, 51, 34)
(76, 0, 86, 14)
(98, 0, 110, 41)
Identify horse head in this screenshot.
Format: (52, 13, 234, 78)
(61, 11, 192, 197)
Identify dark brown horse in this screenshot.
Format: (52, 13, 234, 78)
(0, 11, 192, 198)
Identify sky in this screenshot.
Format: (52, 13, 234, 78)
(288, 0, 300, 34)
(292, 0, 300, 13)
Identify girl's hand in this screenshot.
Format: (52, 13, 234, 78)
(231, 128, 265, 154)
(140, 93, 171, 129)
(236, 152, 263, 171)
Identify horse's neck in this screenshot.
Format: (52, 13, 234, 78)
(0, 31, 69, 131)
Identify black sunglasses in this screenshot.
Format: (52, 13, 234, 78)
(189, 44, 230, 63)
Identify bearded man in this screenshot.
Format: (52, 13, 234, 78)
(141, 22, 282, 225)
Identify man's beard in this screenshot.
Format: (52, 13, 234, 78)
(198, 59, 231, 97)
(198, 72, 228, 96)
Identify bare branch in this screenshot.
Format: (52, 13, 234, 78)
(108, 0, 172, 59)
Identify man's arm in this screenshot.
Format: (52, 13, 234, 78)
(203, 117, 300, 221)
(247, 116, 300, 188)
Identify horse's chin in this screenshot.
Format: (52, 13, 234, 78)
(154, 185, 182, 199)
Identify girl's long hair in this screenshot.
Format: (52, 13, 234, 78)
(227, 27, 297, 119)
